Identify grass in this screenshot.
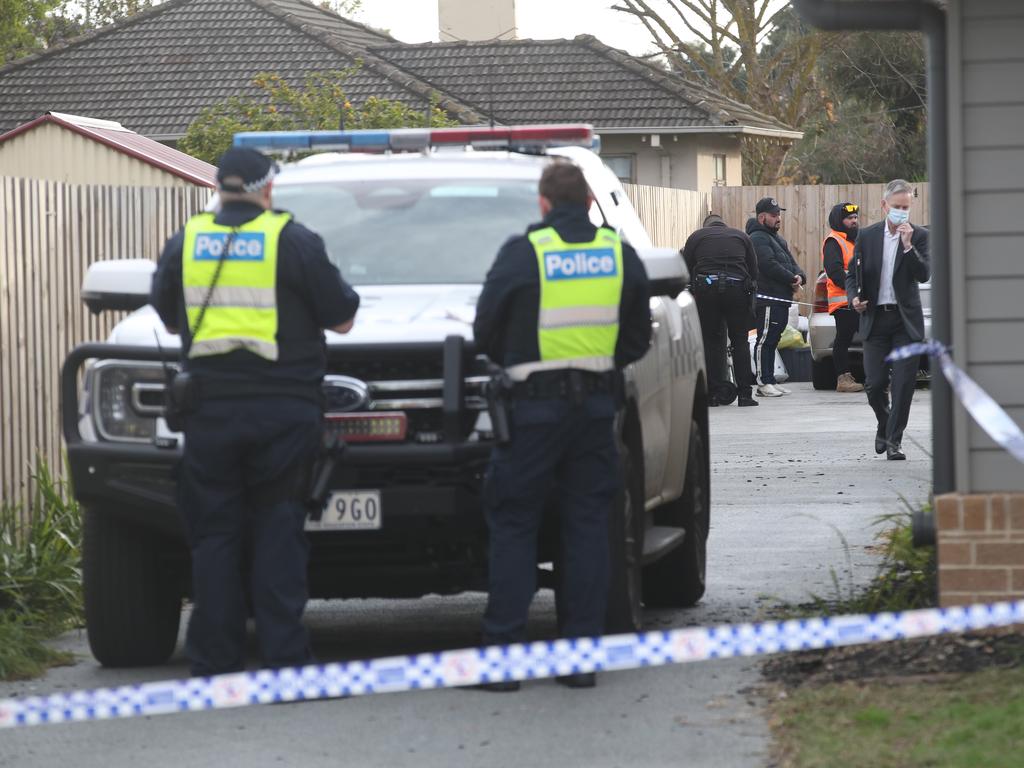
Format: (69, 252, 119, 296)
(771, 667, 1024, 768)
(0, 457, 83, 680)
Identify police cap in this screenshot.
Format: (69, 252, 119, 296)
(216, 147, 279, 193)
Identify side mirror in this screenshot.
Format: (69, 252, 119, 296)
(638, 247, 688, 298)
(81, 259, 155, 314)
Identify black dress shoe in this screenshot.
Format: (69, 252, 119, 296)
(475, 680, 520, 692)
(556, 672, 596, 689)
(887, 445, 906, 461)
(875, 429, 887, 454)
(737, 396, 759, 407)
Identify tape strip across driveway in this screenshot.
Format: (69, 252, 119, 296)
(2, 599, 1022, 729)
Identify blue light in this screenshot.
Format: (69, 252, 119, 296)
(233, 130, 394, 152)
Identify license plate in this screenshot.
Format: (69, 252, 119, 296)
(309, 490, 382, 531)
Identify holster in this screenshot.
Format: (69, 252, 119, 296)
(305, 421, 347, 517)
(163, 371, 198, 432)
(485, 369, 513, 446)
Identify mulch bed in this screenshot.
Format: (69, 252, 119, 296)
(762, 628, 1024, 689)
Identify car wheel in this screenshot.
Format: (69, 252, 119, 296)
(642, 420, 709, 607)
(605, 436, 644, 633)
(812, 356, 837, 390)
(83, 507, 182, 667)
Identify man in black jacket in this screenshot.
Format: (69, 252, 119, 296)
(681, 213, 759, 407)
(746, 197, 806, 398)
(846, 179, 930, 460)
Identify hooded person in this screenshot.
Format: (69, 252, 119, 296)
(821, 202, 865, 393)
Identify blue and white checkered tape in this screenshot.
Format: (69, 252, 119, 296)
(2, 599, 1022, 729)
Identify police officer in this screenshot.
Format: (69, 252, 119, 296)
(473, 161, 651, 691)
(150, 147, 360, 676)
(681, 213, 759, 407)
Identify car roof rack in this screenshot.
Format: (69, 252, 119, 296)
(232, 124, 598, 155)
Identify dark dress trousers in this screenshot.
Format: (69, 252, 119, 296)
(845, 221, 930, 450)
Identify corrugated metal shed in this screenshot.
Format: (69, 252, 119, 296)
(0, 112, 215, 187)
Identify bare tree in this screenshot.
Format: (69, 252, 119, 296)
(611, 1, 828, 183)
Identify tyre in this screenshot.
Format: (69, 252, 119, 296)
(83, 507, 182, 667)
(812, 356, 837, 390)
(642, 420, 709, 607)
(605, 436, 645, 633)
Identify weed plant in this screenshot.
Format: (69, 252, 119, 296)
(0, 457, 82, 679)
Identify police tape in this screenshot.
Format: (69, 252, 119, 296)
(888, 341, 1024, 465)
(2, 599, 1023, 729)
(754, 293, 819, 308)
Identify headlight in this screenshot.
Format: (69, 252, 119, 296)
(91, 361, 170, 442)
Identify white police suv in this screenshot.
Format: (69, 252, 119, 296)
(64, 125, 710, 666)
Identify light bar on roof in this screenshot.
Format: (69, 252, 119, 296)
(232, 124, 595, 154)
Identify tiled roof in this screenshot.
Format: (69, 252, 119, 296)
(0, 1, 795, 139)
(370, 36, 794, 133)
(0, 0, 483, 136)
(0, 111, 217, 185)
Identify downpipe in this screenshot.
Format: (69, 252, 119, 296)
(792, 1, 953, 516)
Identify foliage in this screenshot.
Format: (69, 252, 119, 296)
(771, 668, 1024, 768)
(612, 2, 928, 185)
(180, 68, 459, 164)
(0, 0, 62, 64)
(611, 1, 827, 183)
(0, 456, 83, 680)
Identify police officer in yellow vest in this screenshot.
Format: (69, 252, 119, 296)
(150, 147, 360, 676)
(822, 202, 865, 393)
(473, 162, 651, 690)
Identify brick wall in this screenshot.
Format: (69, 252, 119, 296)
(935, 493, 1024, 606)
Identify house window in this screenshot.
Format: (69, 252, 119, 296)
(713, 154, 727, 186)
(602, 155, 636, 183)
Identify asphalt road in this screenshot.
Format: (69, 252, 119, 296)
(0, 383, 933, 768)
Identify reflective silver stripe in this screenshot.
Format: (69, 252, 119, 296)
(827, 295, 848, 305)
(184, 286, 277, 309)
(505, 356, 614, 382)
(538, 305, 619, 330)
(188, 337, 279, 361)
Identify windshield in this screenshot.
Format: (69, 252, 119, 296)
(273, 179, 540, 285)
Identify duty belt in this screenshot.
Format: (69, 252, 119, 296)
(511, 370, 614, 400)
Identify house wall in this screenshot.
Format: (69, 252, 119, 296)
(598, 133, 742, 194)
(0, 123, 194, 187)
(949, 0, 1024, 493)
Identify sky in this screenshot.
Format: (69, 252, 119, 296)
(354, 0, 660, 57)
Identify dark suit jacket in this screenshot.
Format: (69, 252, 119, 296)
(845, 221, 930, 340)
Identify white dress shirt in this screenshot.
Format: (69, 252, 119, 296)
(878, 225, 900, 306)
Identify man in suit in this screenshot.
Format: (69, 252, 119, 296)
(846, 179, 930, 461)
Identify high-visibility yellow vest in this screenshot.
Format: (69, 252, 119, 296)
(181, 210, 291, 361)
(510, 226, 623, 379)
(822, 229, 855, 314)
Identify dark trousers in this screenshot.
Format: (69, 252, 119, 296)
(179, 396, 322, 676)
(482, 393, 619, 644)
(832, 307, 859, 375)
(694, 282, 754, 399)
(862, 310, 918, 449)
(753, 300, 789, 385)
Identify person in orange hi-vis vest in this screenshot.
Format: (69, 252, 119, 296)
(822, 202, 865, 393)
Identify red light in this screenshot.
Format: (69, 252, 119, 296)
(326, 412, 408, 442)
(813, 273, 829, 314)
(428, 124, 593, 147)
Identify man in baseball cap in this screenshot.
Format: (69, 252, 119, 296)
(755, 197, 786, 216)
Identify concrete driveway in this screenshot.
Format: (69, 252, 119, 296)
(0, 383, 933, 768)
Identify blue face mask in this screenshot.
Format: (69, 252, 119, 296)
(887, 207, 910, 226)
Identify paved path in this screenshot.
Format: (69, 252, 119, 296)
(0, 383, 933, 768)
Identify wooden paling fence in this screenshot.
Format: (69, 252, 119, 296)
(712, 183, 931, 309)
(623, 183, 710, 249)
(0, 176, 211, 508)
